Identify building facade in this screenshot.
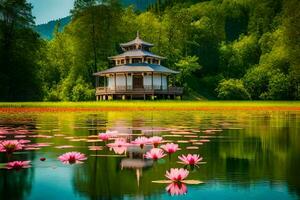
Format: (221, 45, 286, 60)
(94, 32, 183, 100)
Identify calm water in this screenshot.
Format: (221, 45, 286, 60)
(0, 110, 299, 200)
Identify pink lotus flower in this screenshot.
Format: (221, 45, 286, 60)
(165, 168, 189, 182)
(145, 148, 166, 160)
(178, 154, 203, 166)
(6, 161, 31, 170)
(111, 146, 127, 154)
(166, 182, 187, 196)
(98, 133, 110, 141)
(107, 138, 130, 148)
(132, 136, 149, 149)
(58, 152, 87, 164)
(0, 140, 23, 153)
(161, 143, 179, 154)
(149, 136, 163, 147)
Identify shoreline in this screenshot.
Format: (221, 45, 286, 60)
(0, 101, 300, 112)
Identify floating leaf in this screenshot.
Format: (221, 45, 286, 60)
(181, 180, 204, 184)
(152, 180, 173, 184)
(186, 146, 199, 150)
(163, 135, 182, 137)
(184, 135, 198, 138)
(177, 140, 189, 143)
(152, 180, 203, 185)
(193, 142, 203, 145)
(55, 145, 74, 149)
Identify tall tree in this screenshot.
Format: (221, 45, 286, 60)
(0, 0, 42, 101)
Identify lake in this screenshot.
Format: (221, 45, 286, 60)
(0, 110, 299, 200)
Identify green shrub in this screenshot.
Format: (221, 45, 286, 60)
(71, 78, 95, 101)
(216, 79, 251, 100)
(266, 72, 290, 100)
(243, 66, 270, 99)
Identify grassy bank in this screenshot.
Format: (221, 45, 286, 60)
(0, 101, 299, 111)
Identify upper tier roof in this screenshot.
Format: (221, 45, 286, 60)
(120, 32, 154, 47)
(93, 63, 178, 75)
(108, 49, 165, 60)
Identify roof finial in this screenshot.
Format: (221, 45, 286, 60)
(136, 30, 140, 38)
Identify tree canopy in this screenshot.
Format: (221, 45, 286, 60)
(0, 0, 299, 101)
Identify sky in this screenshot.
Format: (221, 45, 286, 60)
(28, 0, 74, 25)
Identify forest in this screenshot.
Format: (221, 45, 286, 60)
(0, 0, 299, 101)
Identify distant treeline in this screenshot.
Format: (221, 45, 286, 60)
(0, 0, 299, 101)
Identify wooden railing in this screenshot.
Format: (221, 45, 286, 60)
(96, 86, 183, 95)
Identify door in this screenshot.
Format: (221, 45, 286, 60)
(133, 75, 143, 89)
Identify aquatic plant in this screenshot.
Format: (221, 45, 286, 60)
(161, 143, 178, 154)
(107, 138, 130, 148)
(149, 136, 163, 148)
(178, 154, 203, 166)
(58, 152, 87, 164)
(6, 161, 31, 170)
(0, 140, 23, 153)
(165, 168, 189, 182)
(145, 148, 166, 160)
(132, 137, 149, 149)
(98, 133, 111, 141)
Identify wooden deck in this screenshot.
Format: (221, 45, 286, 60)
(95, 86, 183, 100)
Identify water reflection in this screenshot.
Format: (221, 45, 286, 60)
(0, 111, 299, 199)
(0, 123, 37, 200)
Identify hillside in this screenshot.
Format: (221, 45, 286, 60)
(35, 0, 156, 39)
(35, 16, 71, 40)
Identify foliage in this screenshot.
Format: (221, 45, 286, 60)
(175, 56, 201, 86)
(0, 0, 42, 101)
(216, 79, 251, 100)
(1, 0, 299, 101)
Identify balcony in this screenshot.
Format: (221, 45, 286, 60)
(95, 85, 183, 96)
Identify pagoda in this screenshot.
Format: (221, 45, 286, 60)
(93, 32, 183, 100)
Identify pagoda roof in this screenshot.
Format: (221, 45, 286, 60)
(93, 63, 178, 75)
(120, 32, 154, 47)
(108, 50, 165, 60)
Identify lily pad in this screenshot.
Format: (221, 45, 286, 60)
(152, 180, 203, 185)
(152, 180, 173, 184)
(181, 180, 204, 184)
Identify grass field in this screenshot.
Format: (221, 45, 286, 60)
(0, 101, 299, 111)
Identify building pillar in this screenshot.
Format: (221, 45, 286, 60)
(151, 72, 154, 90)
(160, 73, 163, 90)
(114, 73, 117, 91)
(125, 73, 128, 91)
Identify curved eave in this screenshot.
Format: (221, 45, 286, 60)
(108, 50, 166, 60)
(93, 64, 179, 76)
(108, 55, 166, 60)
(120, 39, 154, 47)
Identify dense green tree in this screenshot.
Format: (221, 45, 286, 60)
(216, 79, 251, 100)
(2, 0, 295, 101)
(0, 0, 42, 101)
(175, 56, 201, 86)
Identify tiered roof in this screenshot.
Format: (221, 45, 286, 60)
(94, 63, 178, 75)
(94, 32, 178, 75)
(120, 32, 154, 48)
